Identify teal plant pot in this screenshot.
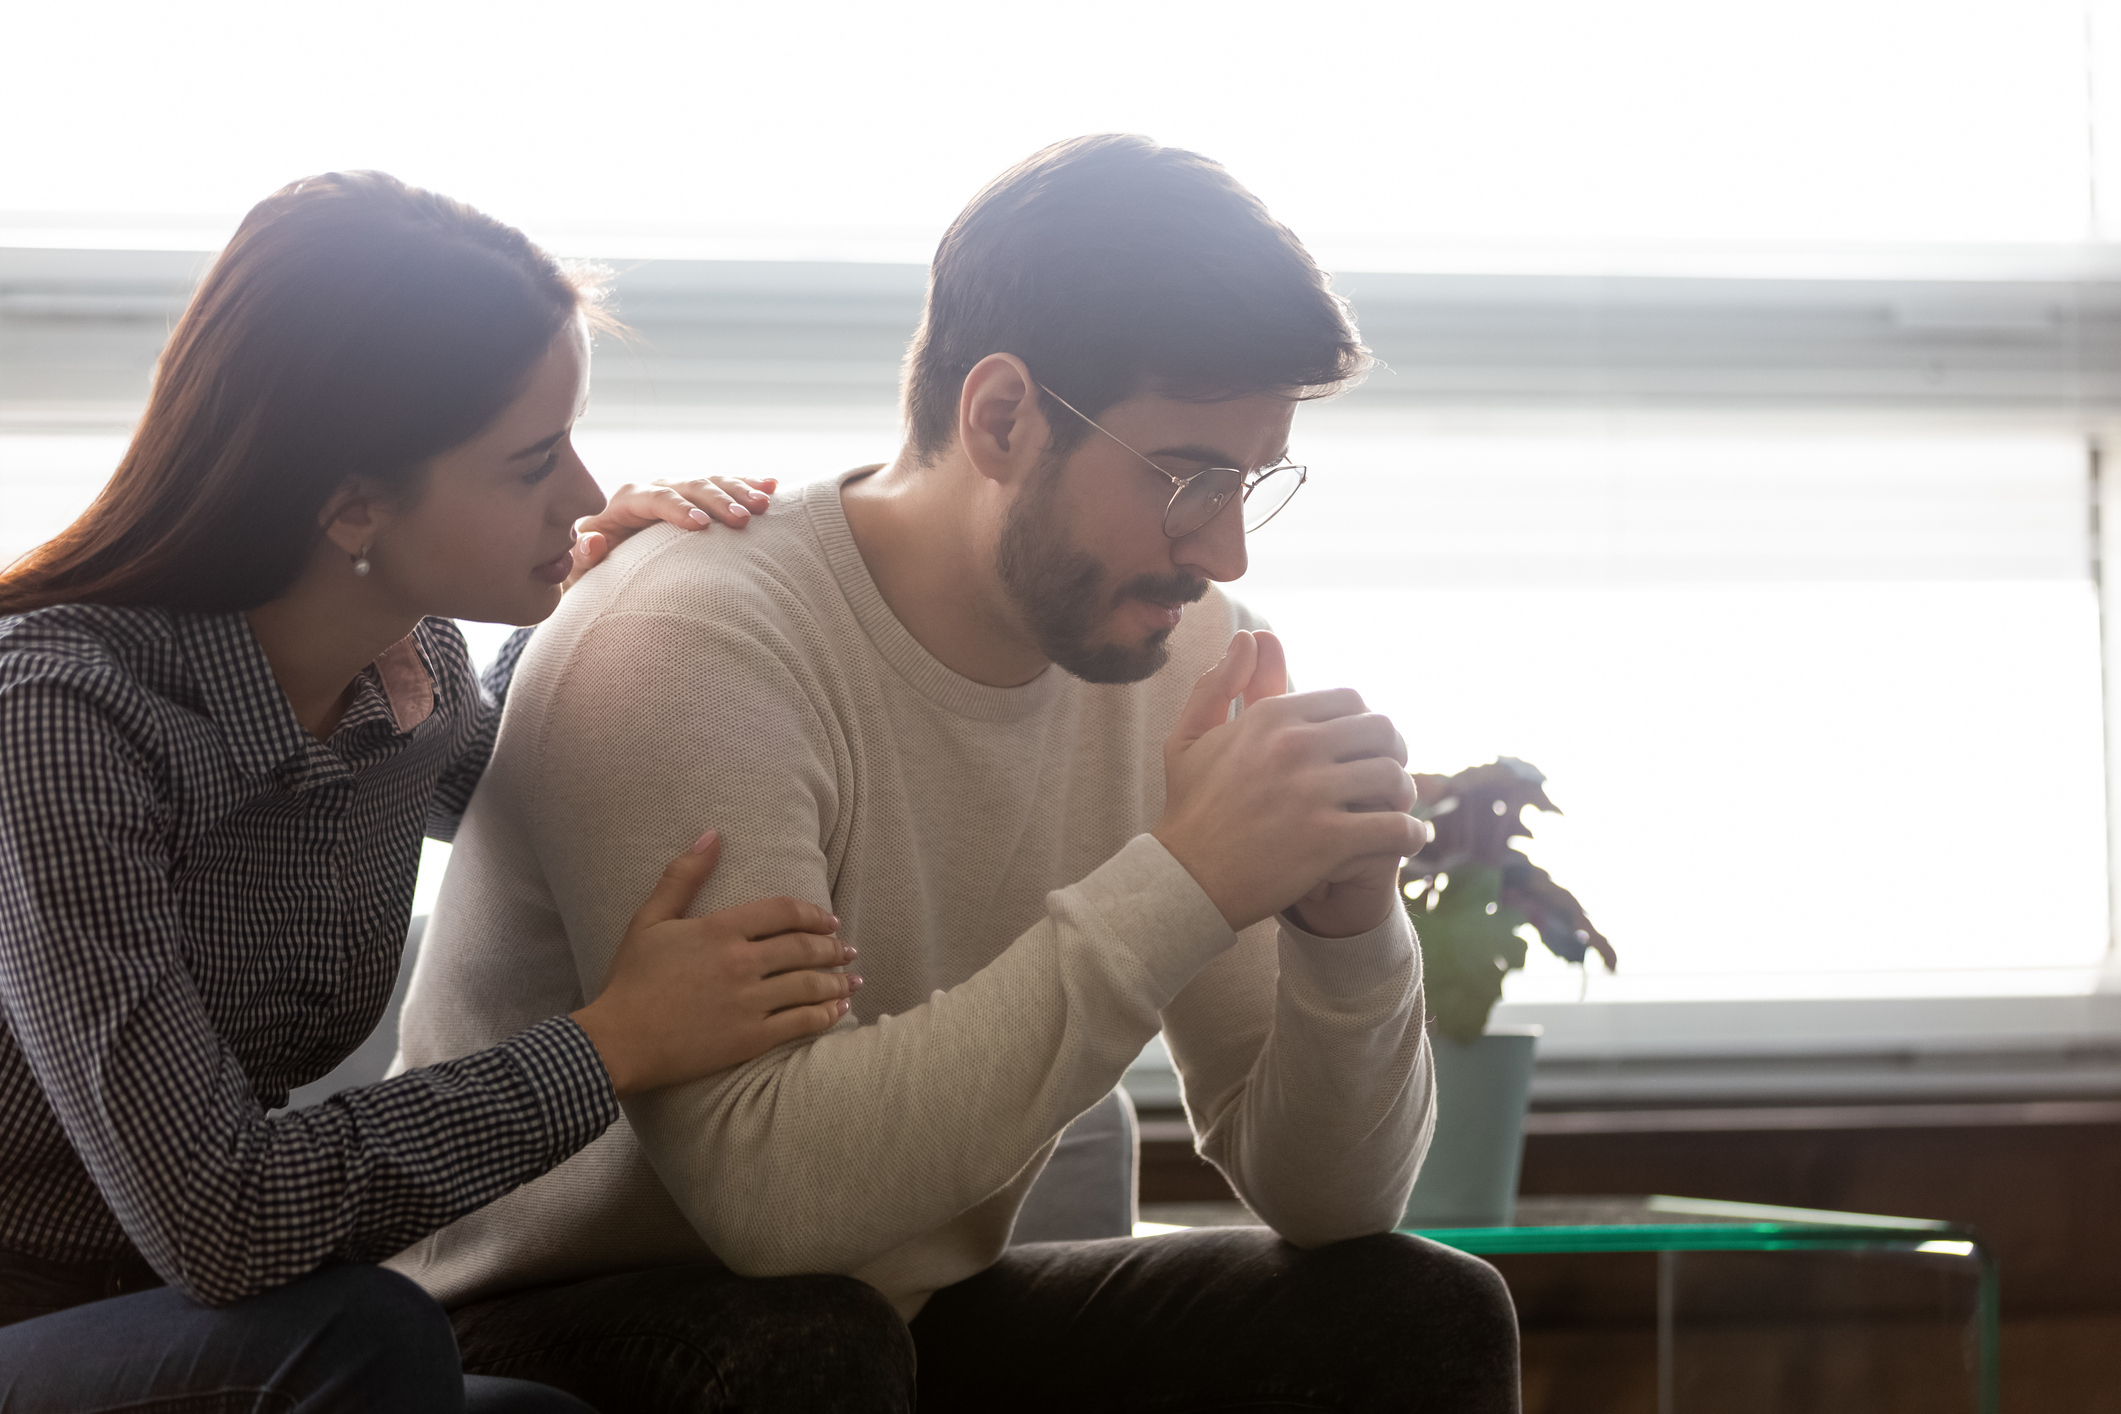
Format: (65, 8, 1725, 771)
(1401, 1026, 1541, 1230)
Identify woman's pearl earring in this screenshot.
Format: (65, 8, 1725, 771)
(352, 547, 372, 578)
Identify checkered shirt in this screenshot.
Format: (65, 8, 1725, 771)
(0, 605, 617, 1306)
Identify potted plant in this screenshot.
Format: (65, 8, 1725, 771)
(1399, 757, 1614, 1228)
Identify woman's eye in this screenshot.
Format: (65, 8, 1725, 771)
(523, 450, 561, 485)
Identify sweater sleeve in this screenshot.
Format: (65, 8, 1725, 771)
(0, 664, 615, 1306)
(525, 609, 1238, 1275)
(1138, 592, 1432, 1243)
(1157, 907, 1433, 1246)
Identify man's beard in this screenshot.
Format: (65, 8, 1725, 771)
(995, 460, 1209, 685)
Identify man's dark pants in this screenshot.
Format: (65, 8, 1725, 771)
(451, 1228, 1521, 1413)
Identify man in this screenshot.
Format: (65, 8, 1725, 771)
(395, 134, 1520, 1411)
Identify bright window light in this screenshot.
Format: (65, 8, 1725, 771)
(1, 0, 2112, 264)
(1240, 421, 2108, 1001)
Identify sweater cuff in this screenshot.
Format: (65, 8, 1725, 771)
(496, 1016, 620, 1165)
(1065, 833, 1237, 1003)
(1276, 898, 1419, 1003)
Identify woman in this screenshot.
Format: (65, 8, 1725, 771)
(0, 172, 883, 1410)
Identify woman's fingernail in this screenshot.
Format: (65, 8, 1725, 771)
(838, 999, 851, 1015)
(848, 975, 865, 990)
(688, 508, 712, 526)
(727, 502, 749, 517)
(840, 944, 857, 959)
(689, 829, 717, 854)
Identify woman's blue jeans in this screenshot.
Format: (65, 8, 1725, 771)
(0, 1259, 589, 1412)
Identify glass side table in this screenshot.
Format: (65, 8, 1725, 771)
(1408, 1195, 1998, 1414)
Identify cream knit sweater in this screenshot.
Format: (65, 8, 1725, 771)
(390, 471, 1433, 1318)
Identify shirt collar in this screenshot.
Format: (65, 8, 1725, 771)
(371, 633, 437, 731)
(167, 611, 317, 784)
(167, 612, 438, 783)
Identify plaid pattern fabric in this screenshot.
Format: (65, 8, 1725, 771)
(0, 606, 615, 1306)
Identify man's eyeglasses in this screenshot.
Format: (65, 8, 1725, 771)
(1037, 384, 1308, 539)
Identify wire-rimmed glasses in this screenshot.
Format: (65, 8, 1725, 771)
(1038, 384, 1308, 539)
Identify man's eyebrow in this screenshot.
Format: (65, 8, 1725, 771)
(1145, 443, 1243, 468)
(1146, 443, 1292, 470)
(509, 429, 568, 462)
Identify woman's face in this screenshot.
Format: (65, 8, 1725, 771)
(366, 319, 606, 626)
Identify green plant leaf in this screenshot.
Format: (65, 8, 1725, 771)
(1401, 756, 1616, 984)
(1405, 864, 1529, 1043)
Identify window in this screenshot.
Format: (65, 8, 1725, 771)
(8, 0, 2121, 1100)
(4, 1, 2116, 259)
(1244, 422, 2108, 1004)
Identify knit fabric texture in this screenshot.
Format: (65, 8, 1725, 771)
(391, 470, 1434, 1317)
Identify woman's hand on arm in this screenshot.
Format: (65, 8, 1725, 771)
(566, 475, 779, 587)
(569, 828, 857, 1099)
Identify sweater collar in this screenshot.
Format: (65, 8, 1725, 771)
(806, 469, 1067, 725)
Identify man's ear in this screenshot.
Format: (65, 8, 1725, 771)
(317, 478, 393, 557)
(957, 353, 1051, 488)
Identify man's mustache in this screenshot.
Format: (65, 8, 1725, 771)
(1114, 572, 1210, 609)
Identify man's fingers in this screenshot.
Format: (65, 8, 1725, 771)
(1241, 629, 1289, 708)
(1259, 713, 1401, 772)
(1338, 808, 1427, 858)
(1307, 807, 1424, 865)
(629, 830, 723, 931)
(1172, 632, 1256, 745)
(1306, 712, 1406, 765)
(1243, 686, 1370, 728)
(1322, 757, 1418, 814)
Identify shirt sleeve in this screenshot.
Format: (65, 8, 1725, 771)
(519, 610, 1238, 1277)
(427, 624, 534, 843)
(0, 662, 616, 1306)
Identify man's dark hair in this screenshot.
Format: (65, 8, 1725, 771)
(902, 134, 1368, 461)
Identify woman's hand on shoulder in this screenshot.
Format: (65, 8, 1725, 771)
(570, 828, 857, 1099)
(565, 475, 778, 589)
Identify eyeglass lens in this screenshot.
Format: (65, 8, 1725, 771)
(1241, 466, 1304, 533)
(1162, 466, 1306, 538)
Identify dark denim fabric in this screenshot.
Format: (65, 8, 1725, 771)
(450, 1262, 917, 1414)
(912, 1228, 1522, 1413)
(0, 1255, 588, 1412)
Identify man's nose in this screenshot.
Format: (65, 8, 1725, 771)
(1172, 496, 1248, 583)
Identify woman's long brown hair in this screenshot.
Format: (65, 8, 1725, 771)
(0, 172, 598, 615)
